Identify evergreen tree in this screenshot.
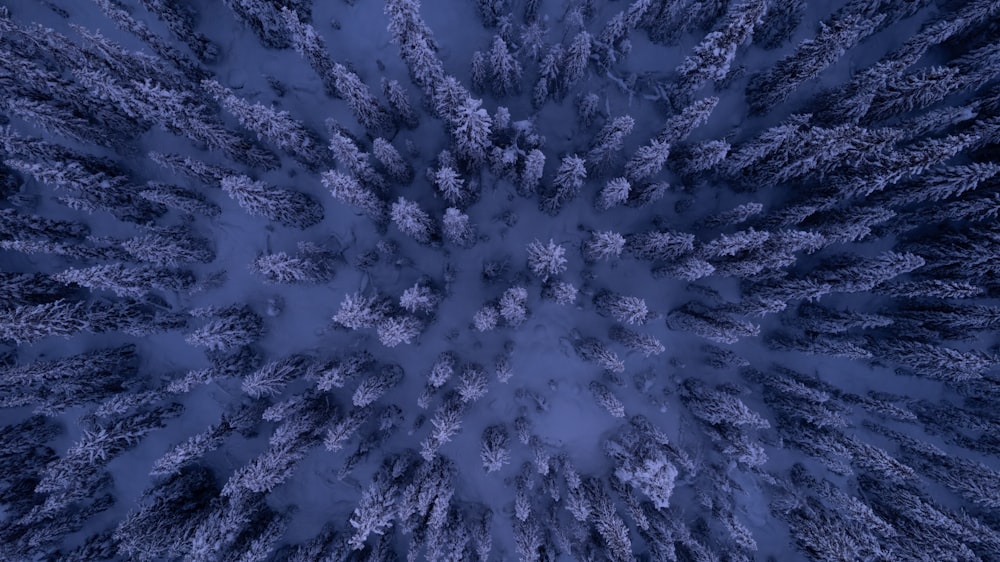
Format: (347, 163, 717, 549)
(221, 175, 323, 229)
(54, 263, 195, 298)
(526, 238, 568, 281)
(137, 0, 219, 63)
(138, 182, 221, 217)
(594, 290, 651, 325)
(587, 116, 634, 171)
(480, 424, 511, 472)
(583, 230, 626, 261)
(488, 35, 523, 97)
(372, 138, 413, 183)
(673, 0, 768, 102)
(382, 78, 419, 128)
(185, 305, 265, 352)
(747, 14, 885, 115)
(390, 196, 435, 243)
(541, 154, 587, 214)
(321, 170, 389, 224)
(202, 79, 328, 168)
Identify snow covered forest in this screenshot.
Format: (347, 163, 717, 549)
(2, 0, 1000, 559)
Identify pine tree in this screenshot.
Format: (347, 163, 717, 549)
(390, 197, 435, 243)
(480, 425, 510, 473)
(433, 166, 467, 205)
(526, 239, 568, 281)
(560, 31, 592, 96)
(202, 79, 328, 168)
(576, 338, 626, 373)
(519, 148, 545, 196)
(54, 263, 195, 298)
(584, 230, 626, 261)
(372, 138, 413, 183)
(594, 290, 651, 325)
(488, 35, 523, 97)
(747, 14, 885, 115)
(541, 154, 587, 214)
(441, 207, 477, 247)
(223, 0, 292, 48)
(624, 138, 670, 183)
(450, 96, 493, 165)
(241, 354, 311, 398)
(321, 170, 389, 224)
(473, 305, 500, 332)
(333, 292, 389, 330)
(138, 0, 218, 63)
(596, 177, 631, 210)
(589, 381, 626, 417)
(382, 78, 419, 128)
(250, 242, 336, 284)
(377, 315, 424, 347)
(121, 227, 215, 266)
(586, 116, 634, 171)
(499, 286, 529, 327)
(221, 175, 323, 229)
(609, 325, 665, 357)
(138, 182, 221, 217)
(673, 0, 767, 102)
(185, 305, 264, 352)
(353, 365, 404, 407)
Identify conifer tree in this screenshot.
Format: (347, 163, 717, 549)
(541, 154, 586, 214)
(221, 175, 323, 229)
(747, 14, 885, 115)
(321, 170, 388, 224)
(390, 197, 436, 244)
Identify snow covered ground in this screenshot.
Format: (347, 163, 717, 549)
(1, 0, 1000, 560)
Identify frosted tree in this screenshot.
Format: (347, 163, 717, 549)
(499, 286, 529, 327)
(312, 350, 374, 391)
(0, 299, 91, 345)
(747, 14, 885, 115)
(399, 283, 441, 314)
(222, 0, 291, 48)
(353, 365, 404, 407)
(595, 290, 650, 325)
(583, 231, 626, 262)
(138, 0, 218, 62)
(326, 128, 388, 192)
(458, 364, 489, 403)
(673, 0, 768, 101)
(576, 338, 626, 373)
(138, 183, 220, 217)
(678, 139, 731, 175)
(377, 315, 424, 347)
(381, 78, 418, 128)
(250, 242, 336, 284)
(202, 79, 328, 168)
(121, 227, 215, 267)
(542, 280, 578, 305)
(473, 305, 500, 332)
(526, 239, 568, 281)
(390, 197, 435, 244)
(324, 406, 372, 452)
(321, 170, 388, 224)
(420, 394, 467, 460)
(586, 116, 634, 171)
(609, 325, 665, 357)
(560, 31, 592, 95)
(242, 354, 311, 398)
(667, 302, 760, 344)
(433, 166, 467, 206)
(373, 138, 413, 183)
(349, 473, 399, 550)
(589, 381, 626, 417)
(541, 154, 587, 214)
(185, 306, 264, 352)
(488, 35, 523, 97)
(519, 148, 545, 196)
(281, 8, 390, 132)
(479, 425, 510, 473)
(624, 138, 671, 183)
(596, 177, 631, 211)
(220, 175, 323, 229)
(333, 292, 389, 330)
(625, 230, 696, 261)
(450, 96, 493, 165)
(442, 207, 477, 247)
(54, 263, 194, 298)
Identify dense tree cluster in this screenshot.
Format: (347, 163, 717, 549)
(1, 0, 999, 560)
